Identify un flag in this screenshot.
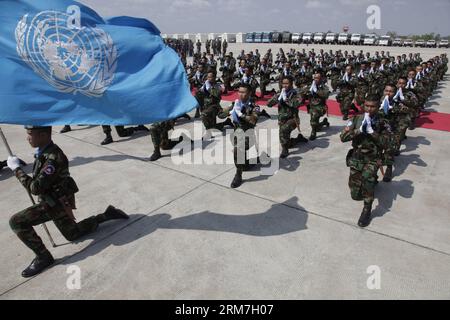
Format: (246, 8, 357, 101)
(0, 0, 198, 125)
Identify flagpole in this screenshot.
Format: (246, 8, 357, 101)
(0, 127, 57, 247)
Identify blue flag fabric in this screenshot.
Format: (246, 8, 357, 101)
(0, 0, 198, 125)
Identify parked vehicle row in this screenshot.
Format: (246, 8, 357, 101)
(242, 31, 449, 48)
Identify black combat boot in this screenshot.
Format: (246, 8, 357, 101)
(103, 205, 129, 221)
(149, 147, 162, 161)
(383, 165, 393, 182)
(22, 250, 54, 278)
(309, 129, 317, 141)
(231, 170, 243, 189)
(280, 145, 289, 159)
(259, 109, 271, 119)
(321, 118, 330, 128)
(342, 114, 349, 121)
(60, 125, 72, 133)
(101, 134, 113, 145)
(358, 202, 373, 228)
(294, 134, 309, 144)
(118, 127, 134, 137)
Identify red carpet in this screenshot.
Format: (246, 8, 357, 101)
(192, 89, 450, 132)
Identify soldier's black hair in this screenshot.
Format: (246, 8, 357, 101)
(281, 75, 294, 84)
(385, 83, 397, 90)
(365, 95, 380, 103)
(239, 83, 252, 92)
(398, 76, 408, 82)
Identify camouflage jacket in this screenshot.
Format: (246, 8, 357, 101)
(340, 114, 392, 162)
(221, 100, 259, 131)
(299, 83, 330, 108)
(267, 89, 300, 122)
(15, 142, 78, 207)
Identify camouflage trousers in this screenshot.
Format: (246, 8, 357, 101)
(310, 105, 327, 130)
(150, 121, 175, 150)
(231, 128, 257, 171)
(9, 202, 104, 255)
(393, 114, 411, 152)
(337, 92, 354, 116)
(279, 117, 298, 147)
(260, 79, 270, 96)
(330, 77, 340, 92)
(102, 125, 133, 137)
(347, 161, 379, 205)
(355, 87, 368, 106)
(201, 104, 223, 130)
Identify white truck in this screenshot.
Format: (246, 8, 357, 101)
(363, 33, 378, 45)
(302, 32, 313, 44)
(313, 32, 325, 44)
(338, 33, 350, 45)
(378, 35, 392, 46)
(350, 33, 362, 45)
(292, 33, 302, 43)
(325, 32, 337, 44)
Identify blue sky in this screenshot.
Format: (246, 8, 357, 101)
(82, 0, 450, 35)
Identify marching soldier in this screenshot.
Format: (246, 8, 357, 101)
(336, 65, 359, 120)
(148, 120, 184, 161)
(299, 72, 330, 141)
(220, 84, 259, 189)
(355, 61, 370, 107)
(7, 126, 129, 277)
(219, 55, 235, 94)
(197, 71, 233, 133)
(340, 96, 393, 228)
(267, 76, 308, 159)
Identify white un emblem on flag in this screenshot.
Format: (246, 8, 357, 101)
(15, 5, 118, 98)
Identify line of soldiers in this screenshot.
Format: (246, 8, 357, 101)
(3, 46, 447, 278)
(157, 46, 448, 226)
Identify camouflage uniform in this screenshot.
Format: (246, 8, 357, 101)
(267, 89, 301, 149)
(336, 74, 358, 118)
(9, 142, 107, 256)
(299, 82, 330, 136)
(355, 70, 370, 106)
(328, 62, 343, 92)
(150, 120, 176, 150)
(220, 100, 259, 172)
(198, 84, 228, 130)
(340, 114, 392, 205)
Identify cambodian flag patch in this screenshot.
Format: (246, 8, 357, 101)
(43, 164, 55, 175)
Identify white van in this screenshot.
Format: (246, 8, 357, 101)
(350, 33, 362, 45)
(313, 32, 325, 44)
(325, 33, 337, 44)
(292, 33, 302, 43)
(338, 33, 350, 44)
(302, 32, 313, 43)
(363, 34, 377, 45)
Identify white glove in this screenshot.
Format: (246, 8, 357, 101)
(310, 81, 317, 94)
(204, 80, 212, 91)
(360, 113, 374, 134)
(278, 88, 287, 101)
(7, 156, 21, 171)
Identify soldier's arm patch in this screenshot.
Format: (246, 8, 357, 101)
(43, 164, 56, 175)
